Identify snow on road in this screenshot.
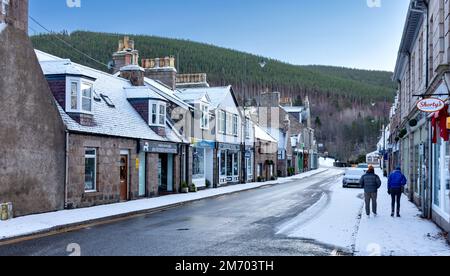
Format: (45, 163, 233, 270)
(277, 167, 450, 256)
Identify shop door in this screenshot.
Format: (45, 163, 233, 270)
(120, 153, 129, 201)
(158, 154, 173, 192)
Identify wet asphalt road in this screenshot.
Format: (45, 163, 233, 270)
(0, 170, 345, 256)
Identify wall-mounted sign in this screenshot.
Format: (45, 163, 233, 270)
(218, 143, 241, 152)
(417, 98, 445, 113)
(141, 141, 178, 154)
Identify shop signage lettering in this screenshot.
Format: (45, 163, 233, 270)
(142, 141, 178, 154)
(417, 98, 445, 113)
(218, 143, 240, 151)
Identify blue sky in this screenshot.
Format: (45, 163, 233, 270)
(29, 0, 410, 71)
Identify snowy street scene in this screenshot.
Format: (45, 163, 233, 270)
(1, 0, 450, 259)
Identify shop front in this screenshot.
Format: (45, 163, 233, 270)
(218, 143, 241, 186)
(429, 104, 450, 232)
(244, 146, 255, 183)
(141, 140, 179, 196)
(192, 139, 215, 189)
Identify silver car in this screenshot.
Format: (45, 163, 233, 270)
(343, 169, 365, 188)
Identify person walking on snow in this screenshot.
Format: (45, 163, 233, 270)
(388, 167, 407, 218)
(359, 165, 382, 218)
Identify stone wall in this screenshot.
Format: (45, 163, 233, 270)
(66, 133, 139, 208)
(0, 25, 66, 217)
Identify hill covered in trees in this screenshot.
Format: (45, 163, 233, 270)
(31, 31, 395, 161)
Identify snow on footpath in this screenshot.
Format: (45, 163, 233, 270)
(0, 23, 6, 34)
(277, 165, 450, 256)
(355, 169, 450, 256)
(0, 168, 327, 242)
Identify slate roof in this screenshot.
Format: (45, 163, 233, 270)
(35, 50, 184, 143)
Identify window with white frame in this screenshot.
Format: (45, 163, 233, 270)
(66, 78, 94, 113)
(232, 114, 238, 136)
(218, 110, 226, 134)
(226, 113, 233, 135)
(245, 119, 251, 139)
(1, 0, 9, 16)
(149, 101, 166, 126)
(84, 148, 97, 192)
(200, 104, 209, 129)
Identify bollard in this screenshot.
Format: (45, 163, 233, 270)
(1, 204, 8, 221)
(7, 203, 13, 220)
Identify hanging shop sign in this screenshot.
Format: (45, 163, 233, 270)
(417, 98, 445, 113)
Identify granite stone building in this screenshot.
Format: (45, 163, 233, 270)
(0, 0, 67, 217)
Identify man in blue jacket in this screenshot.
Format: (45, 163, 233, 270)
(388, 167, 407, 218)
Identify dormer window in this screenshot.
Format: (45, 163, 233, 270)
(66, 77, 94, 114)
(149, 100, 166, 127)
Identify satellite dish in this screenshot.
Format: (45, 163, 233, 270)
(107, 60, 115, 71)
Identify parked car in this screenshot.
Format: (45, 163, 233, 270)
(343, 169, 365, 188)
(357, 163, 369, 169)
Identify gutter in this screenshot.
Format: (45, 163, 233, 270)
(64, 130, 69, 209)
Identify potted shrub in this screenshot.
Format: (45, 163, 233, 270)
(205, 180, 211, 189)
(181, 182, 189, 193)
(189, 184, 198, 193)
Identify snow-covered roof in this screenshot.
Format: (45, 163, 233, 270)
(254, 124, 277, 143)
(264, 127, 286, 149)
(124, 87, 166, 101)
(35, 50, 182, 143)
(282, 106, 304, 113)
(143, 77, 191, 110)
(179, 86, 232, 109)
(120, 65, 145, 72)
(176, 89, 210, 104)
(39, 60, 94, 78)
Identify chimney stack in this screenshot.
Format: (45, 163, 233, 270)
(120, 65, 145, 86)
(142, 56, 177, 90)
(112, 36, 139, 74)
(1, 0, 28, 33)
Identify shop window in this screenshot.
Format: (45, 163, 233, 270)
(220, 151, 226, 176)
(233, 153, 239, 176)
(434, 139, 441, 207)
(193, 148, 205, 179)
(84, 148, 97, 192)
(444, 141, 450, 214)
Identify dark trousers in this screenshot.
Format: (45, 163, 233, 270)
(365, 192, 378, 215)
(391, 188, 402, 214)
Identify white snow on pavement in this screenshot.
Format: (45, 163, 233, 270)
(319, 157, 335, 168)
(0, 169, 327, 241)
(355, 171, 450, 256)
(277, 168, 450, 255)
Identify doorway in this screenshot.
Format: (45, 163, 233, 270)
(120, 151, 129, 201)
(158, 154, 174, 193)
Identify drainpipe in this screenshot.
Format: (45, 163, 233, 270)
(64, 130, 69, 209)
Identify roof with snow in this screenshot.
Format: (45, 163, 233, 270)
(35, 50, 184, 143)
(254, 124, 277, 143)
(178, 86, 233, 109)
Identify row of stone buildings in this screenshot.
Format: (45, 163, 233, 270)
(0, 0, 318, 217)
(388, 0, 450, 240)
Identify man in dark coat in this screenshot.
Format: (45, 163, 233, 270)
(359, 165, 382, 218)
(388, 167, 407, 218)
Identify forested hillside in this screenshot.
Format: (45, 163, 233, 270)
(31, 31, 395, 161)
